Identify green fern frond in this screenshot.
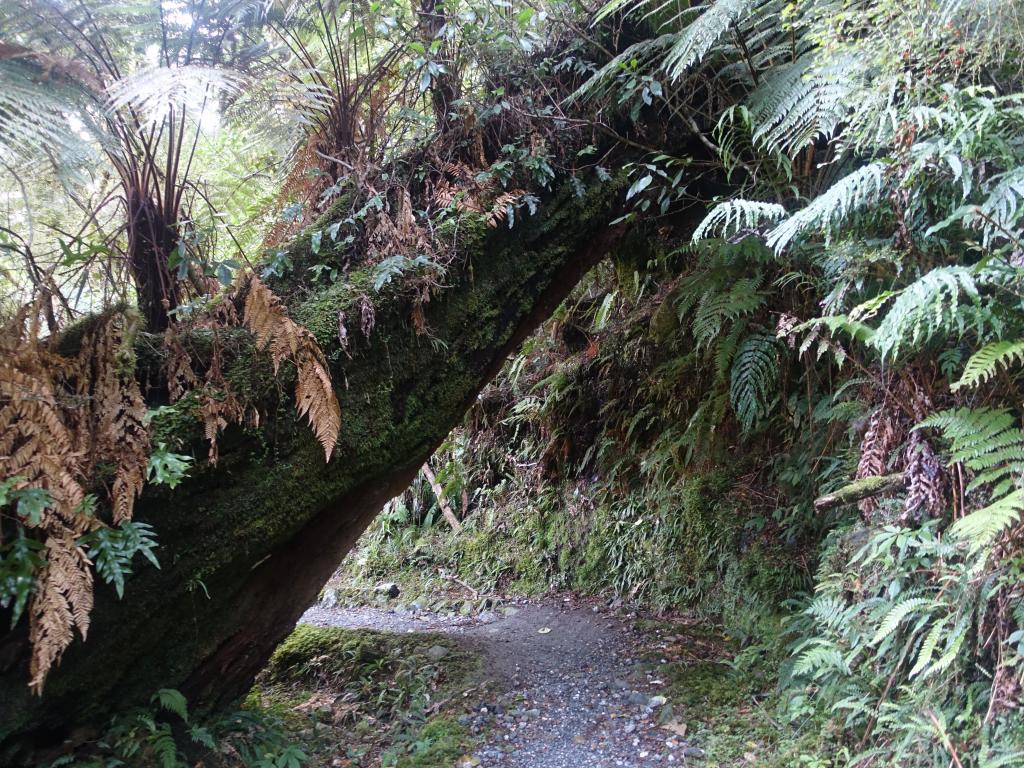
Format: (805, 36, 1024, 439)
(748, 54, 861, 156)
(689, 273, 765, 348)
(570, 33, 677, 102)
(767, 163, 887, 253)
(792, 314, 876, 348)
(662, 0, 764, 80)
(729, 333, 779, 432)
(0, 59, 104, 170)
(871, 596, 934, 646)
(106, 64, 248, 125)
(793, 643, 850, 677)
(909, 616, 949, 677)
(952, 340, 1024, 391)
(869, 267, 980, 360)
(681, 390, 731, 462)
(927, 615, 970, 676)
(692, 199, 787, 241)
(974, 166, 1024, 246)
(805, 593, 856, 630)
(919, 408, 1024, 544)
(593, 0, 638, 22)
(918, 407, 1024, 480)
(713, 322, 745, 382)
(949, 490, 1024, 548)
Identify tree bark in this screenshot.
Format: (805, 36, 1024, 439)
(813, 473, 907, 512)
(0, 180, 626, 762)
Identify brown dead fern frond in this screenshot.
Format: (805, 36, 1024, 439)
(486, 190, 523, 229)
(163, 323, 198, 402)
(197, 341, 244, 465)
(367, 187, 434, 262)
(903, 433, 946, 523)
(199, 386, 244, 465)
(0, 305, 155, 691)
(856, 404, 901, 520)
(81, 313, 149, 524)
(0, 313, 87, 530)
(28, 534, 93, 694)
(243, 275, 341, 460)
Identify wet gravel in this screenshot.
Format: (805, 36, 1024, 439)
(301, 598, 703, 767)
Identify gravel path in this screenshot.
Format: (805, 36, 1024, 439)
(301, 598, 703, 767)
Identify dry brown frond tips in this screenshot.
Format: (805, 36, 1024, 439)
(1, 275, 343, 692)
(243, 275, 342, 461)
(1, 306, 147, 691)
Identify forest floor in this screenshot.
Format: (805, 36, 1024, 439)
(273, 593, 809, 768)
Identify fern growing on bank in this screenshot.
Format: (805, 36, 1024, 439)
(729, 334, 779, 432)
(918, 408, 1024, 547)
(952, 340, 1024, 391)
(767, 163, 887, 253)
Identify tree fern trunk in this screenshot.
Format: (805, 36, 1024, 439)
(126, 195, 179, 333)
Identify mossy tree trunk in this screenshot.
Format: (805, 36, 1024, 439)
(0, 182, 627, 761)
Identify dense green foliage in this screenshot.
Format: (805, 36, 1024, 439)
(335, 1, 1024, 765)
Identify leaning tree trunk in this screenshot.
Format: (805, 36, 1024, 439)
(0, 180, 626, 761)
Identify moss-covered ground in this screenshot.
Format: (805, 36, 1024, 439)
(628, 616, 838, 767)
(247, 625, 484, 768)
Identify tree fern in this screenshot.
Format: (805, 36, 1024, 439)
(662, 0, 770, 80)
(691, 199, 786, 241)
(951, 340, 1024, 391)
(747, 54, 860, 157)
(767, 163, 887, 253)
(869, 267, 981, 360)
(730, 333, 779, 432)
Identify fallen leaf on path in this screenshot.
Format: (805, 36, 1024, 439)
(660, 718, 687, 738)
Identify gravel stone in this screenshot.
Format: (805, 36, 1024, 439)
(299, 600, 697, 767)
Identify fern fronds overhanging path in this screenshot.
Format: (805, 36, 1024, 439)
(0, 175, 636, 757)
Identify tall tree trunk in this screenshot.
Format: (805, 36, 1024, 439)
(0, 180, 627, 762)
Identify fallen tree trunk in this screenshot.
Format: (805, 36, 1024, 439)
(0, 181, 626, 761)
(813, 473, 907, 512)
